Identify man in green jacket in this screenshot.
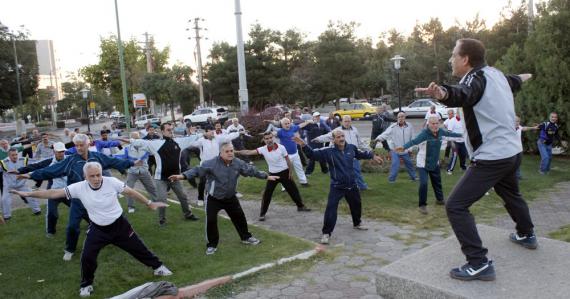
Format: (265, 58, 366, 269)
(396, 117, 462, 214)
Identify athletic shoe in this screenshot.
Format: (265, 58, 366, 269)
(419, 206, 428, 214)
(197, 200, 204, 207)
(79, 285, 93, 297)
(46, 233, 55, 238)
(320, 234, 330, 244)
(206, 247, 217, 255)
(159, 220, 167, 227)
(236, 192, 243, 198)
(127, 207, 135, 213)
(63, 250, 73, 261)
(509, 232, 538, 249)
(300, 183, 310, 187)
(436, 200, 445, 205)
(242, 236, 261, 245)
(153, 265, 173, 276)
(447, 171, 453, 175)
(353, 224, 369, 230)
(450, 260, 496, 281)
(258, 215, 266, 221)
(281, 186, 286, 192)
(297, 206, 311, 212)
(33, 211, 41, 216)
(185, 214, 199, 221)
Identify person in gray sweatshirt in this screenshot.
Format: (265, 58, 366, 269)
(169, 142, 279, 256)
(374, 112, 417, 182)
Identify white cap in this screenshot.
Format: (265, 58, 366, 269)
(53, 142, 66, 152)
(312, 112, 321, 117)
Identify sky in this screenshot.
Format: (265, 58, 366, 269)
(1, 0, 529, 79)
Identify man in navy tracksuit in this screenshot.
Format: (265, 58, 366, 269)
(417, 38, 534, 281)
(296, 131, 383, 245)
(18, 134, 135, 261)
(536, 112, 560, 174)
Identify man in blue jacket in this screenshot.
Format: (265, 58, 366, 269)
(397, 117, 462, 214)
(535, 112, 560, 174)
(295, 131, 383, 245)
(17, 134, 137, 261)
(302, 112, 331, 175)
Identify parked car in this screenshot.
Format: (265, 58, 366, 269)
(331, 102, 377, 120)
(134, 114, 162, 129)
(183, 106, 229, 126)
(114, 116, 128, 129)
(393, 99, 449, 119)
(97, 112, 109, 119)
(110, 111, 123, 120)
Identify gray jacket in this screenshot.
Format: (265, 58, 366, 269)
(183, 157, 268, 200)
(314, 125, 370, 151)
(375, 122, 415, 153)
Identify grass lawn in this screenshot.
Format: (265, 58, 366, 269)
(0, 201, 314, 299)
(238, 154, 570, 231)
(549, 225, 570, 242)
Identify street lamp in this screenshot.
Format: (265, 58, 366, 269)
(391, 55, 405, 112)
(81, 88, 90, 132)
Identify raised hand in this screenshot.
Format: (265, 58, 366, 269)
(373, 155, 384, 164)
(267, 175, 280, 181)
(415, 82, 447, 100)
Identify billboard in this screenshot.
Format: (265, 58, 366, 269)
(133, 93, 147, 108)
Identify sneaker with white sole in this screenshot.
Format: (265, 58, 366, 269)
(63, 250, 73, 261)
(241, 236, 261, 245)
(206, 247, 217, 255)
(320, 234, 330, 244)
(353, 224, 369, 230)
(79, 285, 93, 297)
(509, 232, 538, 249)
(197, 200, 204, 207)
(236, 192, 243, 198)
(127, 207, 135, 213)
(450, 260, 496, 281)
(153, 265, 173, 276)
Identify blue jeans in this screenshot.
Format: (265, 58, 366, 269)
(418, 167, 443, 207)
(353, 159, 368, 190)
(389, 151, 416, 182)
(537, 140, 552, 173)
(46, 197, 70, 234)
(66, 198, 90, 252)
(322, 185, 362, 235)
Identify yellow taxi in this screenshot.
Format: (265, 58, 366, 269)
(332, 102, 377, 120)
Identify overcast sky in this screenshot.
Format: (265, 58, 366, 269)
(1, 0, 528, 77)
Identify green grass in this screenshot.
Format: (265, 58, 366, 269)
(0, 201, 314, 299)
(238, 154, 570, 230)
(549, 225, 570, 242)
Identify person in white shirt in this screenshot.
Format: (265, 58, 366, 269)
(237, 132, 311, 221)
(187, 125, 241, 206)
(10, 162, 171, 298)
(423, 105, 441, 127)
(445, 110, 467, 174)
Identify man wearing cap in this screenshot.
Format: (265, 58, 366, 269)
(302, 112, 331, 175)
(18, 142, 79, 237)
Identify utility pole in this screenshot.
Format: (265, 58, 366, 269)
(143, 32, 156, 115)
(188, 18, 205, 108)
(234, 0, 249, 115)
(114, 0, 131, 130)
(528, 0, 534, 34)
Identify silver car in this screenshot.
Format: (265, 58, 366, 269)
(393, 99, 449, 119)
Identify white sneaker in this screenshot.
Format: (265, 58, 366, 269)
(281, 186, 286, 192)
(447, 171, 452, 175)
(236, 192, 243, 198)
(153, 265, 173, 276)
(206, 247, 217, 255)
(63, 250, 73, 261)
(320, 234, 330, 244)
(197, 200, 204, 207)
(79, 285, 93, 297)
(241, 236, 261, 245)
(127, 207, 135, 213)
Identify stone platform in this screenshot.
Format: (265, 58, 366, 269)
(377, 225, 570, 299)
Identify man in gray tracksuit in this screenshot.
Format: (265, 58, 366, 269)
(1, 148, 42, 219)
(418, 38, 534, 281)
(169, 142, 279, 255)
(374, 112, 417, 182)
(115, 132, 157, 213)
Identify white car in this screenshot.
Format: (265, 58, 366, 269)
(393, 99, 449, 119)
(134, 114, 161, 129)
(183, 107, 229, 125)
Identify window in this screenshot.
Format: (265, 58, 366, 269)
(354, 104, 363, 110)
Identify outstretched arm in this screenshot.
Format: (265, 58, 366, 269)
(236, 149, 259, 156)
(10, 188, 65, 199)
(121, 186, 168, 210)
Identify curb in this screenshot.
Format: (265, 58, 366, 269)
(164, 198, 326, 298)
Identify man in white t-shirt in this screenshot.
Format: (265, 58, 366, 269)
(445, 110, 467, 174)
(237, 132, 311, 221)
(11, 162, 171, 298)
(424, 105, 441, 127)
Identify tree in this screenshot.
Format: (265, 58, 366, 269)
(0, 23, 39, 116)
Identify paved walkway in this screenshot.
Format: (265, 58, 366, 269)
(192, 181, 570, 299)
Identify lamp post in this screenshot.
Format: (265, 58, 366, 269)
(391, 55, 405, 112)
(81, 88, 90, 132)
(234, 0, 249, 115)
